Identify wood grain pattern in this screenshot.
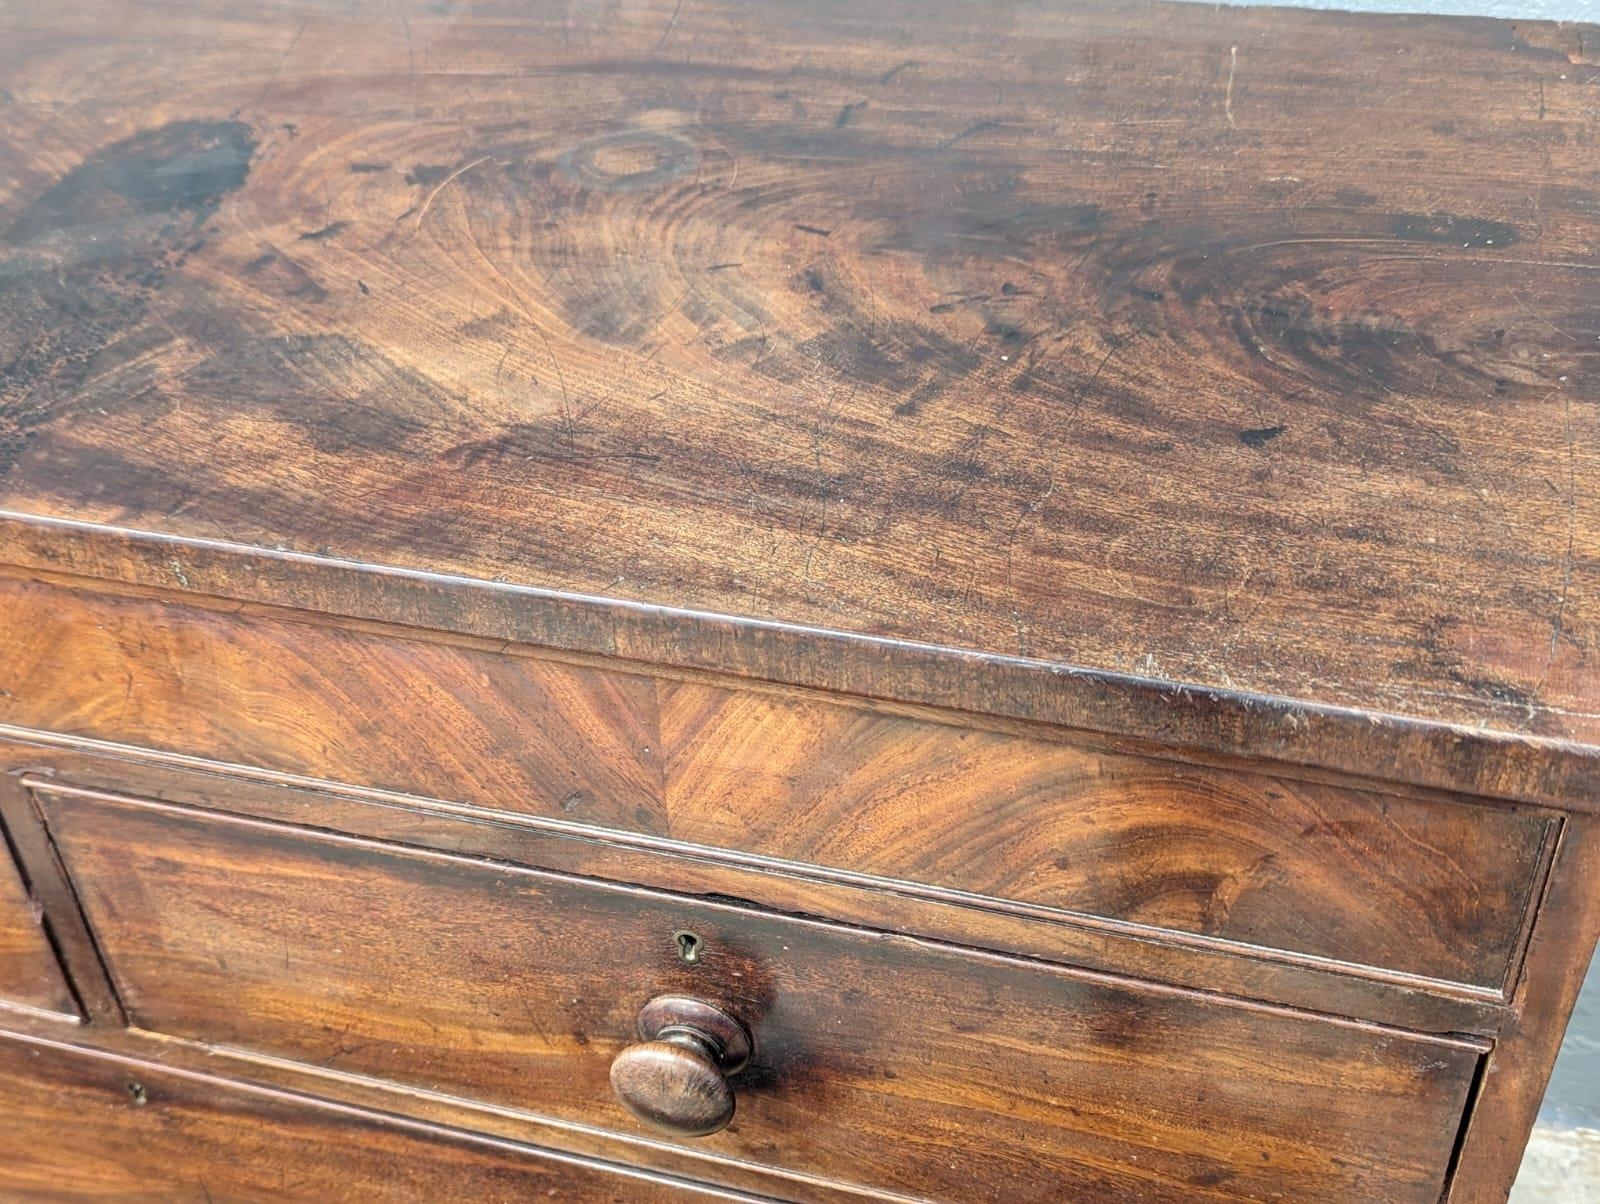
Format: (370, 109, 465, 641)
(1, 742, 1513, 1036)
(0, 573, 666, 830)
(5, 517, 1596, 814)
(0, 0, 1594, 752)
(0, 1031, 761, 1202)
(33, 784, 1483, 1204)
(0, 973, 876, 1204)
(0, 816, 76, 1018)
(657, 680, 1553, 993)
(1, 5, 1597, 1200)
(0, 573, 1554, 992)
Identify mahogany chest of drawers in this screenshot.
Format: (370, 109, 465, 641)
(0, 1, 1596, 1200)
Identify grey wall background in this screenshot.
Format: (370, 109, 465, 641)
(1544, 968, 1600, 1128)
(1199, 0, 1598, 17)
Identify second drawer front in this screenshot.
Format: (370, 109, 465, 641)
(35, 782, 1480, 1203)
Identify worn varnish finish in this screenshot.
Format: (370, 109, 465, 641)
(5, 513, 1595, 811)
(0, 2, 1597, 1201)
(0, 1033, 757, 1202)
(0, 572, 1557, 993)
(0, 0, 1595, 753)
(30, 785, 1483, 1204)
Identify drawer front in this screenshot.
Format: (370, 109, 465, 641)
(0, 1032, 748, 1202)
(0, 827, 75, 1018)
(0, 573, 1554, 992)
(35, 783, 1482, 1203)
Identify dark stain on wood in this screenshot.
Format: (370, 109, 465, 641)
(181, 334, 451, 456)
(1239, 424, 1286, 448)
(0, 119, 256, 478)
(298, 220, 350, 242)
(3, 119, 255, 248)
(1386, 213, 1519, 247)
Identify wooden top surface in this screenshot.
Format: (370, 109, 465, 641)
(1, 0, 1596, 753)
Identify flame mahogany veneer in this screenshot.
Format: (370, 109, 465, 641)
(0, 1, 1597, 1200)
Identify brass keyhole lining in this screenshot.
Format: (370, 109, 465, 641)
(673, 930, 703, 964)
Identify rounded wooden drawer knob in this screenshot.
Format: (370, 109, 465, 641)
(609, 995, 752, 1138)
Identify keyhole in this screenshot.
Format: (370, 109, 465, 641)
(673, 930, 703, 964)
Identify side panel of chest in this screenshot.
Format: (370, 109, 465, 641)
(0, 816, 76, 1019)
